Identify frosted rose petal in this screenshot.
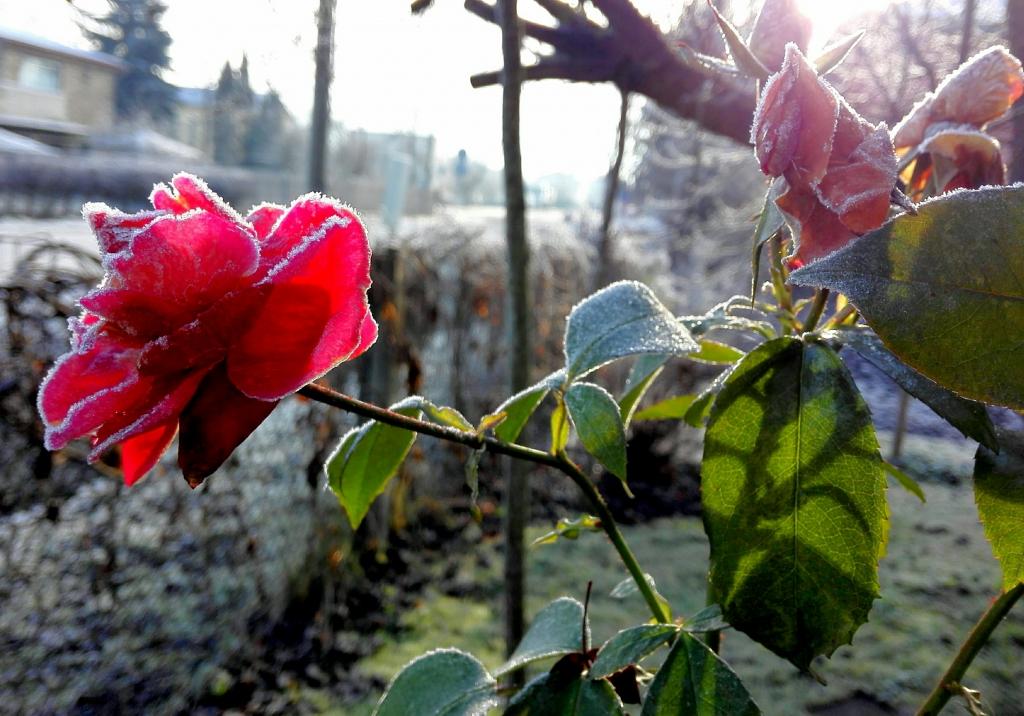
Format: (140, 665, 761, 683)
(119, 419, 179, 486)
(228, 214, 373, 400)
(178, 366, 278, 487)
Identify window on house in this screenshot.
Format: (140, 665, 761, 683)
(18, 57, 61, 93)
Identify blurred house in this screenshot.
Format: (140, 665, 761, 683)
(0, 28, 124, 149)
(331, 128, 435, 214)
(173, 86, 216, 157)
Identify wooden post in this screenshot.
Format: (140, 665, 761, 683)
(309, 0, 336, 192)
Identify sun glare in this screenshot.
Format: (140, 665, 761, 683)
(795, 0, 895, 48)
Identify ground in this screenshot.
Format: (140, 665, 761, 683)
(324, 438, 1023, 715)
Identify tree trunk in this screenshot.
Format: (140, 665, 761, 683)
(594, 91, 629, 292)
(309, 0, 336, 192)
(960, 0, 977, 63)
(1009, 0, 1024, 180)
(500, 0, 530, 680)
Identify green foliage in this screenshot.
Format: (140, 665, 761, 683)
(790, 186, 1024, 410)
(750, 179, 786, 299)
(325, 398, 423, 528)
(640, 632, 761, 715)
(497, 597, 587, 677)
(689, 340, 745, 365)
(702, 338, 887, 669)
(564, 281, 696, 380)
(681, 298, 775, 339)
(825, 328, 997, 450)
(707, 1, 770, 81)
(619, 355, 669, 428)
(373, 649, 497, 716)
(633, 395, 697, 422)
(813, 30, 866, 75)
(974, 429, 1024, 589)
(506, 672, 624, 715)
(487, 370, 566, 443)
(532, 515, 603, 548)
(682, 604, 729, 633)
(589, 625, 679, 679)
(565, 382, 628, 483)
(883, 461, 926, 503)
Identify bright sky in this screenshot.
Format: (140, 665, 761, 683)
(0, 0, 889, 181)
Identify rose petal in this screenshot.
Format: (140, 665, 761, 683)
(82, 203, 165, 255)
(815, 124, 897, 233)
(178, 366, 279, 487)
(256, 195, 361, 274)
(752, 44, 839, 184)
(150, 173, 246, 225)
(38, 328, 145, 448)
(88, 367, 209, 462)
(748, 0, 812, 72)
(893, 46, 1024, 149)
(777, 180, 858, 266)
(137, 285, 270, 376)
(228, 213, 372, 400)
(246, 203, 286, 241)
(93, 210, 260, 336)
(119, 419, 179, 486)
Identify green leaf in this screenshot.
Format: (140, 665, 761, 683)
(750, 178, 786, 301)
(633, 395, 697, 422)
(565, 382, 628, 483)
(708, 1, 770, 81)
(325, 398, 423, 529)
(682, 604, 730, 634)
(564, 281, 696, 380)
(974, 428, 1024, 589)
(640, 631, 760, 715)
(883, 461, 926, 503)
(551, 399, 571, 453)
(420, 402, 474, 431)
(532, 515, 603, 548)
(813, 30, 866, 75)
(790, 186, 1024, 410)
(689, 339, 745, 365)
(487, 370, 566, 443)
(825, 327, 997, 451)
(620, 354, 669, 428)
(683, 366, 737, 428)
(374, 648, 497, 716)
(610, 574, 673, 619)
(506, 672, 623, 715)
(702, 337, 887, 670)
(589, 625, 679, 680)
(496, 597, 587, 677)
(681, 297, 776, 340)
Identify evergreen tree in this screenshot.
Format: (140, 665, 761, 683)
(81, 0, 176, 122)
(245, 90, 287, 168)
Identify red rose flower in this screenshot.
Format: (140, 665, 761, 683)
(892, 46, 1024, 151)
(752, 44, 898, 267)
(38, 174, 377, 486)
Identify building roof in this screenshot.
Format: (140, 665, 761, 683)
(0, 27, 126, 71)
(176, 86, 215, 108)
(0, 127, 60, 156)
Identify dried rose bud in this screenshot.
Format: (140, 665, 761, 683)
(752, 45, 898, 266)
(748, 0, 813, 72)
(893, 46, 1024, 150)
(905, 126, 1006, 194)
